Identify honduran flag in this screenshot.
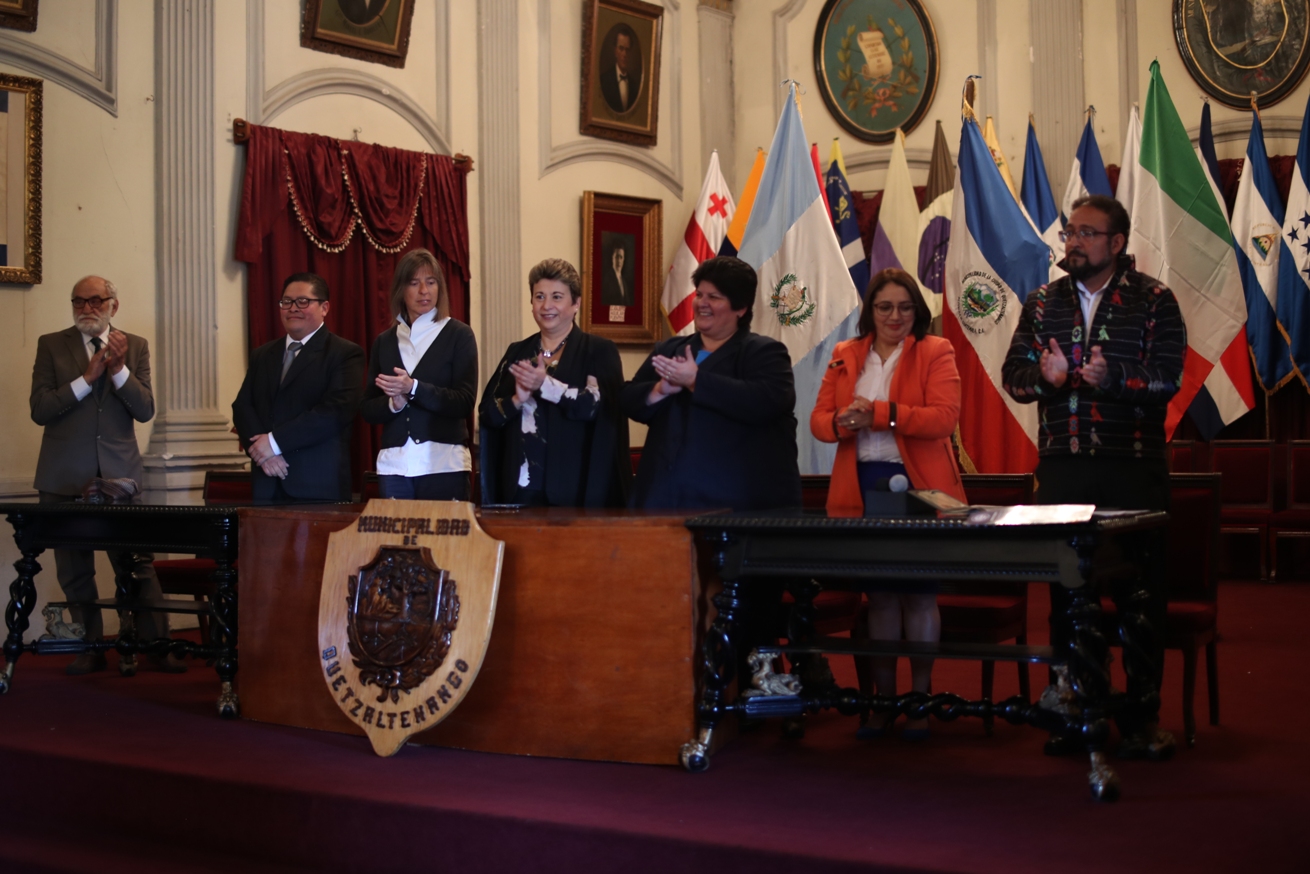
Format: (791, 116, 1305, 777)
(942, 103, 1047, 474)
(1277, 91, 1310, 388)
(1232, 111, 1296, 393)
(738, 84, 861, 475)
(1128, 61, 1255, 439)
(1061, 112, 1113, 221)
(1020, 116, 1064, 266)
(662, 151, 735, 335)
(824, 139, 870, 296)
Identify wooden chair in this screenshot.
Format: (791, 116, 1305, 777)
(1208, 439, 1276, 580)
(1168, 439, 1196, 473)
(1101, 472, 1222, 747)
(153, 470, 252, 643)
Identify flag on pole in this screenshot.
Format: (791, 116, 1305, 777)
(1232, 110, 1296, 392)
(662, 151, 735, 336)
(824, 139, 870, 296)
(1196, 102, 1227, 215)
(1020, 116, 1064, 264)
(917, 120, 955, 313)
(982, 115, 1020, 202)
(943, 88, 1047, 474)
(719, 149, 766, 257)
(869, 129, 921, 275)
(1119, 104, 1143, 219)
(1127, 60, 1255, 439)
(738, 83, 862, 475)
(1277, 91, 1310, 387)
(1062, 111, 1113, 220)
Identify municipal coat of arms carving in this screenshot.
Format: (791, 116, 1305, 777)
(319, 500, 504, 756)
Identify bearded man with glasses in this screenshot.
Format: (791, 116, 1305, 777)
(1002, 194, 1186, 761)
(232, 272, 365, 503)
(29, 275, 185, 674)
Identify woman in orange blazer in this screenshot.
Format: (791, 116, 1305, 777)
(810, 267, 965, 740)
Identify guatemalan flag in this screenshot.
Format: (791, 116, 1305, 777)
(1020, 117, 1064, 267)
(1277, 91, 1310, 388)
(942, 100, 1047, 474)
(662, 151, 735, 336)
(1061, 112, 1113, 222)
(738, 84, 861, 475)
(1232, 111, 1296, 392)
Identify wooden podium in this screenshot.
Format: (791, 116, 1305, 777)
(237, 506, 707, 765)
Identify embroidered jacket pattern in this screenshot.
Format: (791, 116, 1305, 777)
(1001, 266, 1186, 460)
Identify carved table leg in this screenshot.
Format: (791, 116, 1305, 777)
(212, 546, 240, 718)
(1063, 533, 1118, 801)
(681, 566, 743, 773)
(111, 551, 140, 677)
(1, 514, 42, 695)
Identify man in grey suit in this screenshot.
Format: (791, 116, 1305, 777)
(29, 276, 184, 675)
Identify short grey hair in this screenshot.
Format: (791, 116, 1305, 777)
(73, 275, 118, 299)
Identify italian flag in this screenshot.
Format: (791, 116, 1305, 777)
(1126, 61, 1255, 437)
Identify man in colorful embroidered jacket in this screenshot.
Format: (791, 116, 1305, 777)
(1002, 194, 1186, 761)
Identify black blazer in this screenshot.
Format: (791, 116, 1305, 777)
(621, 329, 801, 511)
(479, 325, 630, 507)
(360, 317, 478, 450)
(232, 328, 366, 501)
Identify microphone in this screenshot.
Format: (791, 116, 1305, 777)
(872, 475, 910, 493)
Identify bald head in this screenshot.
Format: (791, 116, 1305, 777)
(71, 275, 120, 336)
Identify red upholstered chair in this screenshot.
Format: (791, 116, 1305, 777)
(1208, 439, 1276, 580)
(1168, 439, 1196, 473)
(153, 470, 252, 643)
(1272, 440, 1310, 581)
(1101, 472, 1222, 747)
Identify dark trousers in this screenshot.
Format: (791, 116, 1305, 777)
(378, 471, 470, 501)
(1034, 455, 1169, 731)
(38, 492, 170, 642)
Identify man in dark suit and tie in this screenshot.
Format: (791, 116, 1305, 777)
(599, 24, 642, 114)
(232, 272, 365, 503)
(29, 276, 184, 675)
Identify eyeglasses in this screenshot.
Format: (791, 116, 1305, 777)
(71, 296, 114, 310)
(1058, 227, 1112, 243)
(872, 302, 918, 317)
(278, 297, 323, 310)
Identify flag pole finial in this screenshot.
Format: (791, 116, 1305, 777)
(781, 79, 805, 119)
(1250, 91, 1261, 119)
(962, 75, 980, 121)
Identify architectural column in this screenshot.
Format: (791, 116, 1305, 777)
(476, 0, 523, 383)
(1030, 0, 1085, 197)
(698, 0, 735, 192)
(142, 0, 247, 503)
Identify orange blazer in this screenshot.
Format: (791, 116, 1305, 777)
(810, 333, 966, 516)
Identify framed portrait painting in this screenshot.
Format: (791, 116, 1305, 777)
(0, 74, 41, 285)
(580, 0, 664, 147)
(1174, 0, 1310, 109)
(301, 0, 416, 69)
(813, 0, 939, 144)
(581, 192, 663, 344)
(0, 0, 38, 32)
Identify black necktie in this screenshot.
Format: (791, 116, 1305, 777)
(90, 337, 107, 395)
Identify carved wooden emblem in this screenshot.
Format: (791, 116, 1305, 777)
(318, 500, 503, 756)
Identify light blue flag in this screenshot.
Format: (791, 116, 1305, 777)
(1232, 112, 1295, 392)
(1278, 91, 1310, 388)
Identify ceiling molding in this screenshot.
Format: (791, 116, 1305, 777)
(842, 147, 936, 178)
(246, 0, 451, 155)
(1189, 115, 1303, 146)
(537, 0, 683, 198)
(0, 0, 117, 116)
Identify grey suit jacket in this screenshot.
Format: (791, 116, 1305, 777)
(29, 326, 155, 495)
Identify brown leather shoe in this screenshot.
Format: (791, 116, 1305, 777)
(148, 653, 187, 674)
(66, 652, 107, 675)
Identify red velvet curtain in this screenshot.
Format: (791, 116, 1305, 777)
(234, 124, 472, 492)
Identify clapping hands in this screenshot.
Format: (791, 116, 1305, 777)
(1041, 339, 1107, 389)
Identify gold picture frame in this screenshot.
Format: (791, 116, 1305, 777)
(0, 73, 41, 285)
(579, 0, 663, 147)
(0, 0, 38, 32)
(301, 0, 416, 69)
(581, 191, 663, 345)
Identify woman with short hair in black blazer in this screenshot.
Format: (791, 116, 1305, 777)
(622, 256, 801, 510)
(361, 248, 478, 500)
(479, 258, 630, 507)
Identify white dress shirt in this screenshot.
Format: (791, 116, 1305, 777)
(1075, 277, 1109, 329)
(616, 64, 630, 109)
(376, 310, 471, 476)
(853, 341, 904, 464)
(69, 324, 131, 401)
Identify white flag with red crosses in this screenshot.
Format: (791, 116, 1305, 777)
(662, 151, 735, 335)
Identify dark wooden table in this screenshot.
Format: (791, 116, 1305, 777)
(682, 509, 1170, 801)
(0, 501, 240, 716)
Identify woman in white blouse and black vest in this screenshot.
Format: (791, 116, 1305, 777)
(360, 248, 478, 500)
